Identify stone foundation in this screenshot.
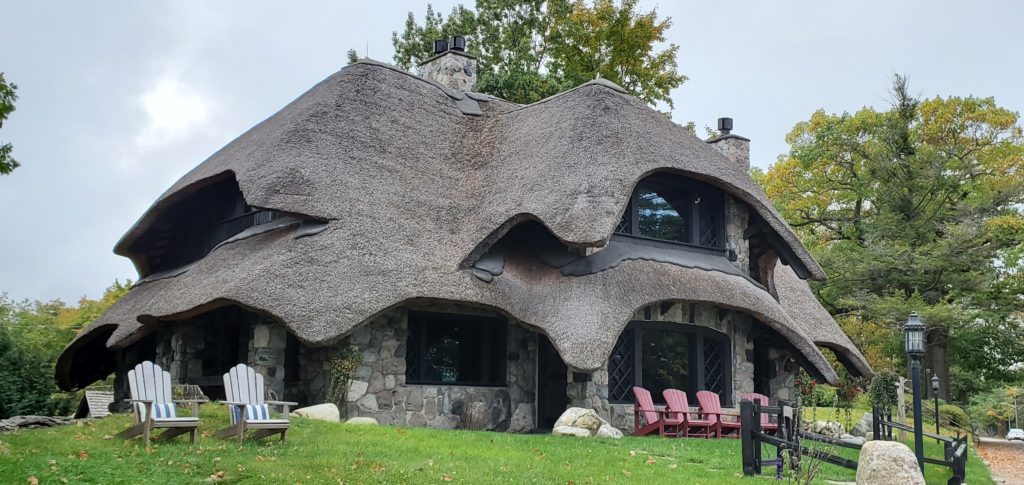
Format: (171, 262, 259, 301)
(339, 304, 538, 432)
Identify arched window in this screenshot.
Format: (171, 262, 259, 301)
(616, 175, 725, 250)
(607, 322, 731, 405)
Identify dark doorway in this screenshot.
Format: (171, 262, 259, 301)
(753, 341, 771, 396)
(537, 336, 569, 429)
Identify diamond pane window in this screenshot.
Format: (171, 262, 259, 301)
(608, 323, 731, 404)
(608, 331, 636, 402)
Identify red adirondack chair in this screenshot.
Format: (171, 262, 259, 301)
(663, 389, 716, 438)
(632, 387, 683, 437)
(696, 390, 741, 438)
(740, 392, 779, 434)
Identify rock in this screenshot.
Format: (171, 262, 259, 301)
(356, 393, 378, 412)
(852, 412, 873, 438)
(809, 420, 845, 438)
(596, 424, 624, 439)
(551, 407, 623, 439)
(856, 441, 925, 485)
(554, 407, 603, 434)
(553, 425, 592, 437)
(508, 403, 534, 433)
(840, 436, 866, 447)
(291, 403, 340, 422)
(345, 417, 379, 425)
(384, 375, 396, 390)
(347, 380, 369, 401)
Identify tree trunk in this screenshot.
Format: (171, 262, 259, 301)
(926, 326, 951, 401)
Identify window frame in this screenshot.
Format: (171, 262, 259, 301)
(607, 321, 732, 405)
(616, 175, 726, 252)
(405, 310, 509, 387)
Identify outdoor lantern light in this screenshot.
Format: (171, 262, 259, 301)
(931, 374, 940, 395)
(904, 313, 926, 358)
(904, 313, 927, 472)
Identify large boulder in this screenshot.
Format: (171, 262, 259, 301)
(345, 417, 379, 425)
(551, 407, 622, 439)
(851, 412, 873, 438)
(552, 425, 592, 437)
(808, 420, 845, 438)
(856, 441, 925, 485)
(291, 403, 340, 422)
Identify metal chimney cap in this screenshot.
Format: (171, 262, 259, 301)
(717, 117, 733, 135)
(433, 39, 449, 55)
(450, 35, 466, 52)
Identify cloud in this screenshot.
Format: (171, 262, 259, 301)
(133, 76, 213, 149)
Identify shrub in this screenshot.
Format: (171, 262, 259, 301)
(867, 370, 900, 411)
(938, 403, 970, 429)
(809, 385, 838, 407)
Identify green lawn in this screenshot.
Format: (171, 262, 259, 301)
(0, 404, 992, 484)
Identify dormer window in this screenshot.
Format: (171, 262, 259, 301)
(616, 175, 725, 250)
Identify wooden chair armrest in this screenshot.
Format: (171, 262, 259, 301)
(172, 399, 208, 404)
(126, 399, 154, 404)
(265, 400, 298, 406)
(223, 401, 249, 407)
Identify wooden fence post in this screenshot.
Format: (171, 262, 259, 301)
(897, 377, 908, 441)
(741, 400, 755, 476)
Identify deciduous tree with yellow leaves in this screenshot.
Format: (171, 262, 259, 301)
(762, 76, 1024, 403)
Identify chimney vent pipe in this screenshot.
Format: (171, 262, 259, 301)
(433, 39, 449, 55)
(451, 35, 466, 52)
(718, 117, 733, 135)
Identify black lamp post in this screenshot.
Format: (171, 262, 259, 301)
(932, 373, 941, 440)
(905, 313, 926, 472)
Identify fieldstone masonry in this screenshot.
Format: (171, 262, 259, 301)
(154, 323, 203, 383)
(708, 134, 751, 170)
(418, 51, 477, 92)
(248, 321, 287, 399)
(339, 305, 538, 432)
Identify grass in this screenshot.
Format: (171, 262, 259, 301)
(0, 404, 992, 484)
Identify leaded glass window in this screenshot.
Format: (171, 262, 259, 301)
(607, 322, 731, 404)
(614, 175, 725, 250)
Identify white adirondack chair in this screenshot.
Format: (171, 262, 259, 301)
(118, 361, 204, 443)
(215, 363, 296, 442)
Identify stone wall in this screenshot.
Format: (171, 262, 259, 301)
(725, 195, 750, 275)
(708, 134, 751, 170)
(154, 323, 203, 384)
(418, 51, 477, 92)
(248, 321, 287, 400)
(339, 304, 538, 432)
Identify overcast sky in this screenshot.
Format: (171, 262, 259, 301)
(2, 1, 1022, 304)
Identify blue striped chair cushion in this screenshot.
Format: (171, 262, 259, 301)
(232, 403, 271, 423)
(134, 402, 177, 421)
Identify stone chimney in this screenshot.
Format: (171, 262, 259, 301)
(707, 117, 750, 170)
(418, 35, 477, 92)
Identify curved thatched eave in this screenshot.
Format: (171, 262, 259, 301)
(57, 223, 840, 390)
(774, 262, 873, 378)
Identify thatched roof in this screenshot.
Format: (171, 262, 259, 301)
(57, 60, 864, 390)
(774, 263, 873, 377)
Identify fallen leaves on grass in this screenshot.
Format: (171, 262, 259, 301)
(622, 470, 632, 477)
(441, 473, 453, 481)
(645, 457, 656, 465)
(77, 450, 89, 460)
(207, 471, 225, 482)
(26, 477, 39, 485)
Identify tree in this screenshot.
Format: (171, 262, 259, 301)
(0, 280, 131, 417)
(762, 76, 1024, 402)
(0, 72, 18, 175)
(390, 0, 685, 106)
(346, 49, 360, 66)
